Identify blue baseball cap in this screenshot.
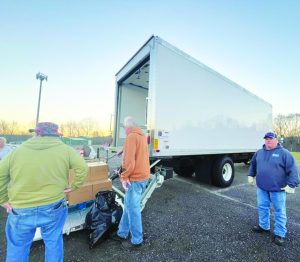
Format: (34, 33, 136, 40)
(263, 132, 277, 139)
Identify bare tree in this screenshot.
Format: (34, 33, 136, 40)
(81, 118, 95, 137)
(0, 119, 108, 138)
(74, 122, 82, 137)
(0, 120, 9, 134)
(61, 121, 77, 137)
(0, 120, 20, 135)
(273, 114, 300, 137)
(274, 113, 300, 151)
(274, 114, 288, 137)
(7, 121, 19, 135)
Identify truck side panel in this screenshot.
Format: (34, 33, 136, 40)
(150, 40, 272, 157)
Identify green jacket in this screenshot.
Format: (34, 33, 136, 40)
(0, 136, 88, 208)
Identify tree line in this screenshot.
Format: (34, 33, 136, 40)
(0, 119, 110, 137)
(273, 113, 300, 138)
(273, 113, 300, 152)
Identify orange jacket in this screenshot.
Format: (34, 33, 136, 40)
(121, 127, 150, 182)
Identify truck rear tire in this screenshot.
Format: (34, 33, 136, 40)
(212, 156, 234, 187)
(174, 158, 195, 177)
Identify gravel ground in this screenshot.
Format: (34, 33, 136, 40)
(1, 158, 300, 261)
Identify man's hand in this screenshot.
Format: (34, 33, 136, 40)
(248, 176, 254, 186)
(64, 187, 73, 194)
(1, 202, 13, 213)
(281, 185, 295, 194)
(121, 179, 131, 191)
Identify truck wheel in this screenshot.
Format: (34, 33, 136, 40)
(175, 158, 195, 177)
(212, 157, 234, 187)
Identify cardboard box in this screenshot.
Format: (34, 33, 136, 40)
(66, 179, 112, 205)
(69, 161, 109, 185)
(66, 183, 93, 205)
(92, 179, 112, 196)
(88, 162, 109, 182)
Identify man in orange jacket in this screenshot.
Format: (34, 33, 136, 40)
(112, 116, 150, 250)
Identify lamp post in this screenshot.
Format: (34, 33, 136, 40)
(35, 72, 48, 127)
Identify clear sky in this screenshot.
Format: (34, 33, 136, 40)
(1, 0, 299, 130)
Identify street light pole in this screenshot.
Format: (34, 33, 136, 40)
(35, 72, 48, 127)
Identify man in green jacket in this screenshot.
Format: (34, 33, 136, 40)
(0, 122, 88, 262)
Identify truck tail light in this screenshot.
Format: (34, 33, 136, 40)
(154, 138, 159, 151)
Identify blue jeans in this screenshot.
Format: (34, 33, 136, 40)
(117, 180, 148, 244)
(257, 187, 287, 237)
(5, 199, 68, 262)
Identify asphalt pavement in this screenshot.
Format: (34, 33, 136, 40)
(1, 163, 300, 261)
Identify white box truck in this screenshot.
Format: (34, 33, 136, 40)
(113, 36, 272, 187)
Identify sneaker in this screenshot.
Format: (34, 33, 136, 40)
(121, 241, 143, 250)
(273, 235, 285, 246)
(252, 225, 270, 233)
(110, 232, 127, 242)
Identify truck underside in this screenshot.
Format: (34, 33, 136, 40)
(151, 152, 253, 188)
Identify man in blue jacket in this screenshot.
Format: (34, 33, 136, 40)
(248, 132, 299, 246)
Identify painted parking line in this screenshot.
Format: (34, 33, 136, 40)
(174, 177, 300, 228)
(175, 177, 257, 208)
(214, 183, 250, 193)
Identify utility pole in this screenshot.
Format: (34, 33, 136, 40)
(35, 72, 48, 127)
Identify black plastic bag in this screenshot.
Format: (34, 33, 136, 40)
(85, 190, 123, 249)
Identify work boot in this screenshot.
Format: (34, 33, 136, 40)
(121, 241, 143, 250)
(252, 225, 270, 233)
(273, 235, 285, 246)
(110, 232, 127, 242)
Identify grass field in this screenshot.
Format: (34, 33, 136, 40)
(292, 152, 300, 165)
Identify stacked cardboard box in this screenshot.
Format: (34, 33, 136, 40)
(67, 161, 112, 205)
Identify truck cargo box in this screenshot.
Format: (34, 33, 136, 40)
(113, 36, 272, 187)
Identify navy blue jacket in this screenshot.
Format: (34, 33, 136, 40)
(248, 144, 299, 192)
